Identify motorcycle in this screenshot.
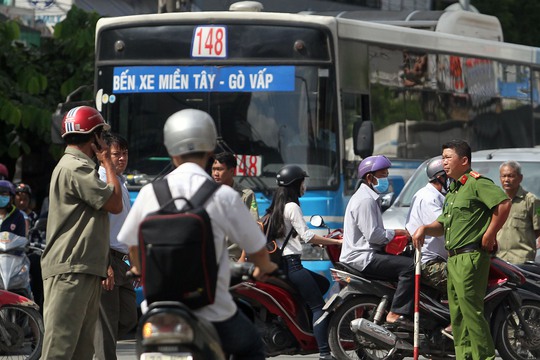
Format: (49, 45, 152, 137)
(135, 262, 257, 360)
(27, 218, 47, 312)
(231, 215, 343, 357)
(0, 231, 32, 300)
(513, 261, 540, 295)
(320, 254, 540, 360)
(0, 289, 44, 360)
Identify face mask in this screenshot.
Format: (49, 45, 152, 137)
(372, 176, 389, 194)
(0, 195, 10, 208)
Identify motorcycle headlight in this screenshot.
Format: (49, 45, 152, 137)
(142, 313, 194, 344)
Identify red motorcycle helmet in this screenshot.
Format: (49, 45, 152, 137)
(61, 106, 111, 138)
(0, 164, 8, 180)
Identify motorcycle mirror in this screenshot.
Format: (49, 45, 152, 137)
(310, 215, 325, 228)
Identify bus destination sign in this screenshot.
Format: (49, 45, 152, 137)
(112, 66, 295, 93)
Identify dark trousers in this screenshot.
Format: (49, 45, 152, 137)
(283, 255, 331, 355)
(29, 252, 43, 311)
(363, 253, 415, 316)
(93, 256, 138, 360)
(213, 310, 266, 360)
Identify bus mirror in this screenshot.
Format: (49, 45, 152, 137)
(51, 108, 64, 145)
(353, 120, 374, 158)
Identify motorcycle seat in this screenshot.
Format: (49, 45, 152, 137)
(266, 276, 302, 297)
(334, 262, 394, 281)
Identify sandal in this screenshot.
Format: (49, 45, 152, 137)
(386, 315, 414, 331)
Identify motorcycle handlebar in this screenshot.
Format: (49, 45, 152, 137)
(126, 263, 287, 285)
(230, 262, 255, 280)
(29, 242, 46, 250)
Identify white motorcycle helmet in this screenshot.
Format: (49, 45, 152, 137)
(163, 109, 217, 156)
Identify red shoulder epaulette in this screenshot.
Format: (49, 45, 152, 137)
(459, 174, 468, 185)
(469, 171, 481, 179)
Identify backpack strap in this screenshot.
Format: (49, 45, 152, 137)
(281, 227, 294, 250)
(152, 179, 175, 212)
(152, 178, 220, 212)
(266, 211, 294, 251)
(184, 180, 220, 211)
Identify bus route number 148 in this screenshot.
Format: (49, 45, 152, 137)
(191, 26, 228, 58)
(235, 155, 262, 177)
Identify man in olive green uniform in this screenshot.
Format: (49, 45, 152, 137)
(412, 140, 511, 360)
(41, 106, 123, 360)
(496, 160, 540, 264)
(212, 152, 259, 261)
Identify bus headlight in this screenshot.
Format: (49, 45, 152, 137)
(141, 313, 194, 344)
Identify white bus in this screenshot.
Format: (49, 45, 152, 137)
(92, 3, 540, 283)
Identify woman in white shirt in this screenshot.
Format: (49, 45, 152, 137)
(265, 165, 342, 360)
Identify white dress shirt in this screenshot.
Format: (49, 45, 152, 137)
(118, 162, 266, 322)
(280, 202, 315, 256)
(98, 167, 130, 254)
(340, 183, 395, 271)
(405, 183, 447, 263)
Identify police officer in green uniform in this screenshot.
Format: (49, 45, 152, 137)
(413, 140, 511, 360)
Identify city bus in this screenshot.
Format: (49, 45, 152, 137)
(91, 3, 540, 287)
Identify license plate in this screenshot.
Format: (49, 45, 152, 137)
(140, 353, 193, 360)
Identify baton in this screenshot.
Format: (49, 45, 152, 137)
(413, 248, 422, 360)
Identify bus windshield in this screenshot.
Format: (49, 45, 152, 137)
(97, 65, 338, 191)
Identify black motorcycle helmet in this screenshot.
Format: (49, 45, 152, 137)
(276, 165, 309, 187)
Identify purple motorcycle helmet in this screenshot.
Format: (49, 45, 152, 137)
(357, 155, 392, 179)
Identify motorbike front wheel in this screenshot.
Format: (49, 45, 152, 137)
(328, 296, 403, 360)
(0, 305, 44, 360)
(496, 300, 540, 360)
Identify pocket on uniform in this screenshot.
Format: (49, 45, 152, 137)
(511, 210, 529, 229)
(453, 199, 472, 219)
(468, 251, 481, 271)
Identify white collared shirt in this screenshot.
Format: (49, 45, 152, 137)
(98, 167, 130, 254)
(405, 183, 447, 263)
(279, 202, 315, 256)
(118, 162, 266, 322)
(340, 183, 395, 271)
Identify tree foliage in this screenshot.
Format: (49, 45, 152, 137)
(433, 0, 540, 47)
(471, 0, 540, 47)
(0, 6, 99, 162)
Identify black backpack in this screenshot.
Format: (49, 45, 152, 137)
(138, 179, 220, 309)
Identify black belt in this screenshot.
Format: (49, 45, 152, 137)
(110, 249, 129, 261)
(448, 244, 480, 258)
(282, 254, 301, 260)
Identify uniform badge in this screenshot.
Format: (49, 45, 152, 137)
(459, 174, 468, 185)
(469, 171, 481, 179)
